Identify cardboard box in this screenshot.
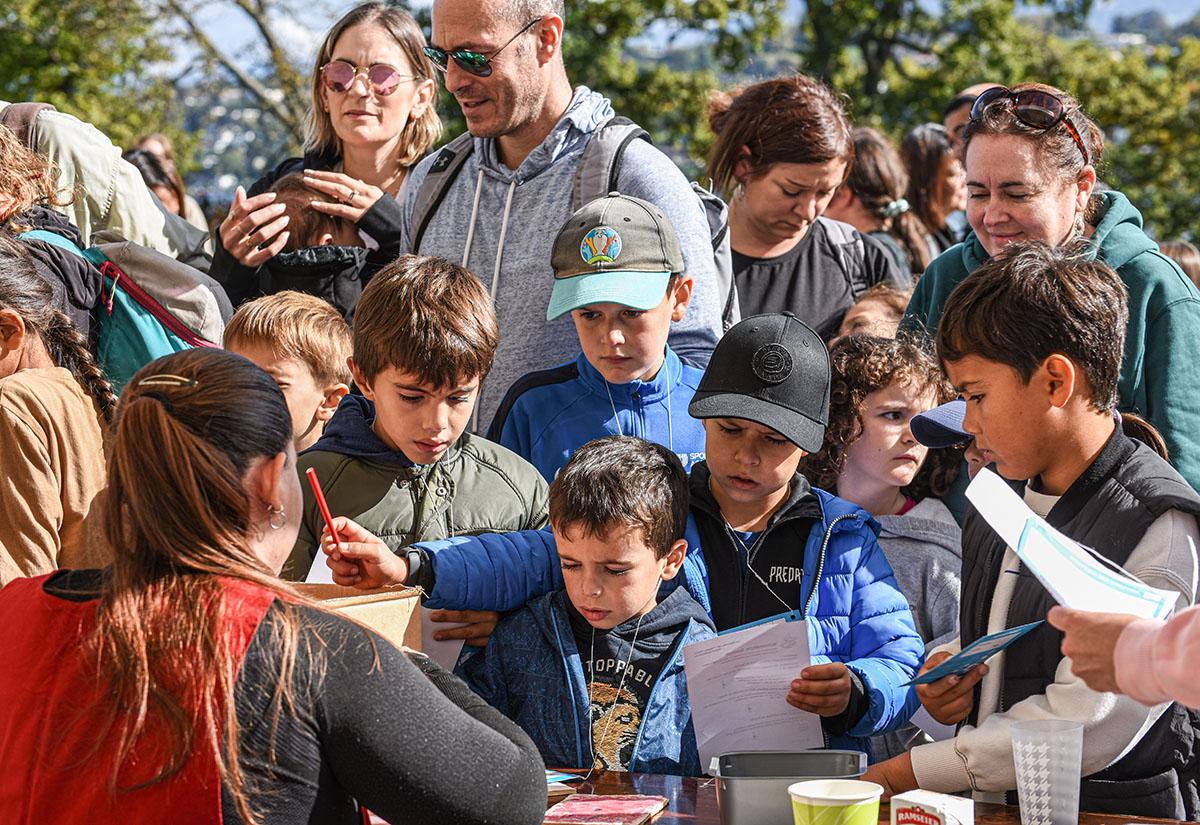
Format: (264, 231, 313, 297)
(294, 583, 422, 652)
(890, 790, 974, 825)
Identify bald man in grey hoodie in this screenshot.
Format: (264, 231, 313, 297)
(399, 0, 726, 428)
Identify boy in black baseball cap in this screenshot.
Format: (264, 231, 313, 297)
(684, 312, 922, 755)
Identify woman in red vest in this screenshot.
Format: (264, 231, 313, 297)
(0, 348, 546, 824)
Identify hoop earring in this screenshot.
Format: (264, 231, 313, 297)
(268, 504, 287, 530)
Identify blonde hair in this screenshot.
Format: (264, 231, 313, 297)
(304, 3, 441, 168)
(0, 123, 74, 226)
(224, 291, 353, 389)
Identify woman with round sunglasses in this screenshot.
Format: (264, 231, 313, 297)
(0, 347, 547, 823)
(904, 81, 1200, 495)
(707, 74, 908, 341)
(211, 3, 441, 309)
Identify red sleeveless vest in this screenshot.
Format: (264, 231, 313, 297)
(0, 575, 275, 823)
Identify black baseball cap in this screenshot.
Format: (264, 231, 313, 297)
(688, 313, 831, 452)
(910, 398, 971, 448)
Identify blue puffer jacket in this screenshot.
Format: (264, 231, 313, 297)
(486, 347, 707, 482)
(456, 588, 715, 776)
(418, 469, 923, 758)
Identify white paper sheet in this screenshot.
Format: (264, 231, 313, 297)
(305, 551, 336, 583)
(420, 608, 467, 670)
(965, 468, 1176, 619)
(683, 615, 824, 768)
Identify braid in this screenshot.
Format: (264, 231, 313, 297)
(41, 308, 119, 423)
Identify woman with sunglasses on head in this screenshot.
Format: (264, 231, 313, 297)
(0, 347, 547, 823)
(212, 3, 441, 309)
(903, 82, 1200, 495)
(708, 75, 908, 342)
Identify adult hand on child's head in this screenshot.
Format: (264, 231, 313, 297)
(427, 610, 502, 648)
(319, 516, 408, 589)
(915, 650, 985, 725)
(1047, 606, 1138, 694)
(303, 170, 383, 225)
(787, 662, 851, 716)
(219, 186, 291, 266)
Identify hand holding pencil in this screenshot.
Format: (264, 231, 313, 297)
(318, 516, 409, 589)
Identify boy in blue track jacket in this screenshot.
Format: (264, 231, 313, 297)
(487, 194, 707, 481)
(321, 315, 924, 761)
(463, 436, 714, 775)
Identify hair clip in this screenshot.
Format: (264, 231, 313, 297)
(140, 390, 175, 414)
(137, 374, 197, 388)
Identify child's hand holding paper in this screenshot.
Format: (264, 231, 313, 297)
(319, 516, 409, 589)
(914, 651, 986, 725)
(786, 662, 852, 716)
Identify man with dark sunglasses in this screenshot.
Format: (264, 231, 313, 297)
(395, 0, 726, 430)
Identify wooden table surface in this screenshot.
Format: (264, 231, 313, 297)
(554, 770, 1188, 825)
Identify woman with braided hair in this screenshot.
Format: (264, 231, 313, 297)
(0, 232, 117, 586)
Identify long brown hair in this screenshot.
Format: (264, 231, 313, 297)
(705, 74, 853, 196)
(801, 333, 962, 501)
(847, 128, 931, 273)
(304, 3, 441, 167)
(0, 124, 74, 228)
(0, 234, 118, 421)
(91, 349, 303, 824)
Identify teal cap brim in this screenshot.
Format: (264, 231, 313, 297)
(546, 270, 671, 321)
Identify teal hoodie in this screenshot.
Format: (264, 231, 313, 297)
(904, 191, 1200, 494)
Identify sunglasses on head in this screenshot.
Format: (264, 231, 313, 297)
(319, 60, 419, 96)
(424, 17, 541, 78)
(969, 86, 1089, 166)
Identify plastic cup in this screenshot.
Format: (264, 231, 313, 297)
(788, 779, 883, 825)
(1010, 719, 1083, 825)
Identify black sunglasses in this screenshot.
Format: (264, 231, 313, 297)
(424, 17, 541, 77)
(969, 86, 1089, 166)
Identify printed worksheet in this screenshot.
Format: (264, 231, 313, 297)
(966, 469, 1177, 619)
(683, 614, 824, 767)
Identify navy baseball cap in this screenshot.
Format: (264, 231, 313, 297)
(910, 398, 971, 448)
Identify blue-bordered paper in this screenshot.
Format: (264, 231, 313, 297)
(546, 770, 582, 784)
(716, 609, 804, 636)
(905, 620, 1043, 685)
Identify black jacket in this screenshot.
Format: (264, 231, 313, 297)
(6, 206, 103, 337)
(961, 430, 1200, 819)
(210, 150, 405, 317)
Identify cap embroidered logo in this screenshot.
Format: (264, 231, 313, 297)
(580, 226, 622, 265)
(752, 343, 793, 384)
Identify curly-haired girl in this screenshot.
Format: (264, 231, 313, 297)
(801, 333, 963, 758)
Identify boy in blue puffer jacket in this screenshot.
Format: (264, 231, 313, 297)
(487, 193, 707, 482)
(320, 315, 923, 760)
(457, 435, 714, 775)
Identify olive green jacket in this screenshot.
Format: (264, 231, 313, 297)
(285, 425, 549, 581)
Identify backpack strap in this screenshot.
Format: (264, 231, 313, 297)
(0, 102, 56, 150)
(573, 116, 651, 210)
(410, 132, 476, 254)
(16, 228, 85, 258)
(820, 218, 868, 300)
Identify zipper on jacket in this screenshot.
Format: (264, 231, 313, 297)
(549, 607, 587, 769)
(803, 514, 857, 620)
(628, 617, 696, 772)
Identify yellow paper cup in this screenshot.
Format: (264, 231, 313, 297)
(789, 779, 884, 825)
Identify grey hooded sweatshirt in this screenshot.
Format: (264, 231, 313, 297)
(398, 87, 725, 427)
(871, 496, 963, 761)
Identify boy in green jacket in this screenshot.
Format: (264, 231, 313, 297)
(282, 254, 548, 581)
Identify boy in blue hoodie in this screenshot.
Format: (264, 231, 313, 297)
(282, 254, 549, 581)
(457, 435, 715, 775)
(322, 315, 923, 759)
(487, 193, 707, 482)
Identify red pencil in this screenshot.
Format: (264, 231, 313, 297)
(305, 467, 341, 553)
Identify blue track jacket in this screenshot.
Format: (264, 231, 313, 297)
(487, 347, 707, 482)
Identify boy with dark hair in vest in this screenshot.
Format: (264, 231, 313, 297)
(487, 193, 707, 482)
(865, 241, 1200, 819)
(458, 435, 715, 775)
(321, 314, 924, 758)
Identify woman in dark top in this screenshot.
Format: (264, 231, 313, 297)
(900, 123, 967, 258)
(0, 348, 545, 824)
(212, 3, 441, 312)
(706, 75, 905, 340)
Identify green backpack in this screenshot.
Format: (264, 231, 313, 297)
(19, 229, 230, 390)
